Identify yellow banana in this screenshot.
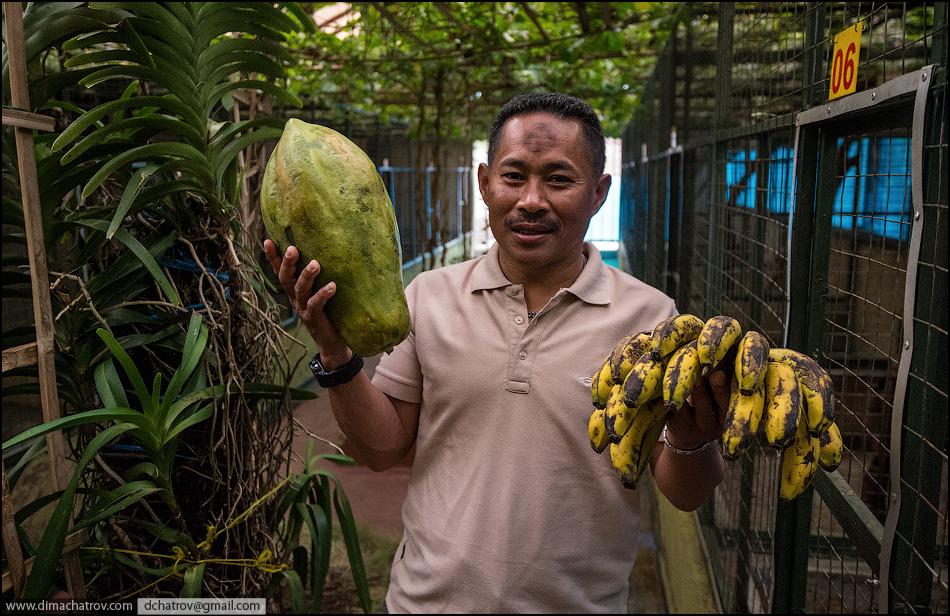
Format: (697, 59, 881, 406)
(609, 331, 653, 384)
(651, 314, 705, 360)
(591, 359, 613, 410)
(818, 422, 843, 471)
(721, 377, 766, 460)
(621, 351, 665, 409)
(762, 361, 802, 449)
(735, 331, 770, 395)
(779, 412, 820, 500)
(602, 385, 630, 444)
(588, 407, 610, 454)
(662, 340, 701, 410)
(608, 398, 667, 489)
(697, 316, 743, 372)
(768, 348, 835, 436)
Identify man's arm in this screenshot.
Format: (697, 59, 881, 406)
(264, 240, 420, 471)
(649, 369, 730, 511)
(327, 368, 420, 471)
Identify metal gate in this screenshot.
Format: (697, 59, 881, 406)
(620, 3, 947, 613)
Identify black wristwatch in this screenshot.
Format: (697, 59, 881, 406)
(309, 352, 363, 388)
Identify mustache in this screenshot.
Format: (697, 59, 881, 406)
(506, 215, 559, 232)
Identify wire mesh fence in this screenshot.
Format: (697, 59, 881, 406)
(620, 2, 947, 613)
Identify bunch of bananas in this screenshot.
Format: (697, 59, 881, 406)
(588, 314, 845, 499)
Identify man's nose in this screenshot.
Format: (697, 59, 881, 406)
(516, 177, 549, 212)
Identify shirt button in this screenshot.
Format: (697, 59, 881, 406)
(519, 351, 528, 360)
(514, 315, 524, 325)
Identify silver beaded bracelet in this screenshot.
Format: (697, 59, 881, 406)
(662, 426, 718, 456)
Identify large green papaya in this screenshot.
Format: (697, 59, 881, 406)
(261, 118, 410, 356)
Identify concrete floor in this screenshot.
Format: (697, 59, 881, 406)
(291, 354, 667, 613)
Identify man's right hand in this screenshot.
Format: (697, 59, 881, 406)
(262, 239, 352, 369)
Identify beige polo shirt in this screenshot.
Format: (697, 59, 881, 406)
(372, 242, 676, 613)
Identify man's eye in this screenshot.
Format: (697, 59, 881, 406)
(502, 172, 525, 181)
(549, 175, 573, 184)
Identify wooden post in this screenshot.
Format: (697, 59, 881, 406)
(3, 1, 69, 492)
(3, 1, 85, 599)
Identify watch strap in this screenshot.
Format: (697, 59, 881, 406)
(309, 352, 363, 388)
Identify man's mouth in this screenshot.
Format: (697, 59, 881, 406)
(509, 222, 554, 235)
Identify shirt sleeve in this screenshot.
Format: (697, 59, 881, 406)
(371, 278, 423, 404)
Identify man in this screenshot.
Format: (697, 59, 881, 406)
(263, 93, 729, 613)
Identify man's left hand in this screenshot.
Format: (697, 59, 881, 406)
(665, 369, 731, 450)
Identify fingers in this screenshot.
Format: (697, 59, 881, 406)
(302, 281, 337, 322)
(707, 369, 731, 425)
(294, 259, 321, 303)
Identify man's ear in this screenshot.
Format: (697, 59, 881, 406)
(593, 173, 612, 214)
(477, 162, 490, 204)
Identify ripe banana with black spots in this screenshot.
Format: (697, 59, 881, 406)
(591, 359, 613, 410)
(735, 331, 770, 395)
(622, 352, 665, 409)
(609, 331, 653, 385)
(768, 348, 835, 436)
(762, 360, 802, 448)
(662, 340, 701, 410)
(779, 412, 820, 500)
(651, 314, 705, 361)
(697, 316, 743, 372)
(588, 407, 610, 454)
(608, 398, 667, 489)
(721, 378, 766, 460)
(818, 422, 843, 471)
(603, 385, 632, 444)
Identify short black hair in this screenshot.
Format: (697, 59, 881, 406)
(487, 92, 606, 176)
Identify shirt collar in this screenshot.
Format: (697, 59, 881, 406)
(468, 241, 612, 306)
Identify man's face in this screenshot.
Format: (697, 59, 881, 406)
(477, 112, 611, 270)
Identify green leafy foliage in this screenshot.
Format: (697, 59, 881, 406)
(285, 2, 680, 138)
(2, 1, 362, 603)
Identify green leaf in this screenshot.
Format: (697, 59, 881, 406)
(208, 117, 286, 149)
(23, 422, 138, 600)
(123, 462, 158, 482)
(308, 487, 333, 607)
(285, 3, 318, 33)
(161, 313, 208, 416)
(77, 480, 161, 529)
(294, 502, 324, 611)
(95, 325, 157, 415)
(182, 563, 206, 598)
(94, 358, 130, 409)
(7, 438, 46, 489)
(214, 127, 284, 187)
(151, 372, 163, 410)
(80, 142, 213, 198)
(197, 37, 293, 75)
(204, 80, 302, 118)
(1, 407, 144, 451)
(117, 17, 156, 68)
(334, 487, 372, 613)
(107, 163, 160, 239)
(79, 63, 200, 111)
(51, 97, 204, 151)
(64, 49, 139, 68)
(74, 219, 182, 305)
(280, 569, 307, 614)
(162, 404, 213, 444)
(132, 519, 197, 552)
(61, 117, 205, 165)
(316, 454, 357, 466)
